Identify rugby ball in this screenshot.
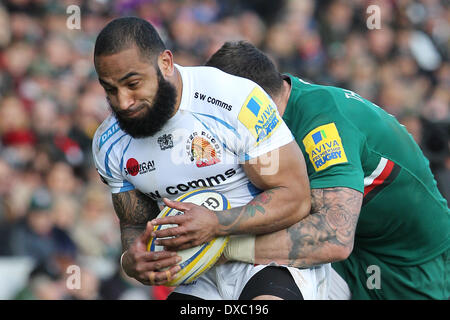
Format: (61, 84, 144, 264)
(147, 189, 230, 286)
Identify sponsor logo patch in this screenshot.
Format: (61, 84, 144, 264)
(238, 87, 281, 145)
(157, 133, 174, 150)
(99, 122, 120, 150)
(302, 123, 348, 171)
(124, 158, 156, 176)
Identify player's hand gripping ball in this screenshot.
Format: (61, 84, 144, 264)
(147, 189, 230, 286)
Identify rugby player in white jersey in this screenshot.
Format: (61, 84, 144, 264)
(92, 17, 329, 300)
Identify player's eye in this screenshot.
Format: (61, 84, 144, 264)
(128, 81, 140, 89)
(104, 87, 116, 94)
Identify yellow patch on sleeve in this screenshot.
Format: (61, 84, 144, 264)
(302, 123, 348, 171)
(238, 87, 282, 145)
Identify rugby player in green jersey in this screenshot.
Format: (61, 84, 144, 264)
(204, 41, 449, 300)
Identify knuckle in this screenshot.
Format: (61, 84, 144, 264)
(135, 265, 142, 272)
(157, 274, 165, 282)
(133, 252, 141, 261)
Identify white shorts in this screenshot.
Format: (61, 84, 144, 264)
(173, 262, 331, 300)
(328, 267, 351, 300)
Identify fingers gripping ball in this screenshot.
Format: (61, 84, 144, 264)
(147, 189, 230, 286)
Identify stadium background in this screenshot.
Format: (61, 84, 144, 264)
(0, 0, 448, 300)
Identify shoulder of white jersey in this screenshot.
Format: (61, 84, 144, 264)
(176, 65, 292, 159)
(177, 65, 263, 117)
(92, 114, 126, 156)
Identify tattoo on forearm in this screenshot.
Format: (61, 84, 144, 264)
(287, 187, 362, 267)
(216, 189, 277, 234)
(112, 190, 159, 251)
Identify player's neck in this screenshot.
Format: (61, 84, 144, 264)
(274, 79, 291, 117)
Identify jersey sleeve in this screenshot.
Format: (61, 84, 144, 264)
(92, 122, 136, 194)
(235, 86, 294, 162)
(298, 89, 365, 193)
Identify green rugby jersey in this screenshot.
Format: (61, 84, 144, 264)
(282, 74, 449, 267)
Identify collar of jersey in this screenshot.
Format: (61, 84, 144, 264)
(174, 64, 190, 114)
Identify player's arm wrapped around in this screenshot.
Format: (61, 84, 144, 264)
(216, 141, 311, 237)
(224, 187, 362, 266)
(151, 141, 311, 250)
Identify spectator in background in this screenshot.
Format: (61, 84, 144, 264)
(8, 188, 78, 264)
(72, 185, 120, 259)
(99, 265, 152, 300)
(14, 263, 67, 300)
(0, 159, 16, 255)
(65, 267, 101, 300)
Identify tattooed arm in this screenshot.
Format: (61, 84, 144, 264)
(112, 189, 161, 252)
(152, 141, 311, 249)
(112, 189, 181, 285)
(217, 141, 310, 235)
(251, 187, 362, 267)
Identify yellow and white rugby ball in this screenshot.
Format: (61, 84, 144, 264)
(147, 189, 230, 286)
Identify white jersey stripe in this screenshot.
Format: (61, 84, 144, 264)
(364, 157, 388, 187)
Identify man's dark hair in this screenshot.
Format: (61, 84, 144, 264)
(94, 17, 166, 62)
(205, 41, 284, 97)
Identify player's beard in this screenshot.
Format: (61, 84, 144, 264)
(110, 69, 177, 139)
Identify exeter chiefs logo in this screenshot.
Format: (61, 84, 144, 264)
(186, 131, 222, 168)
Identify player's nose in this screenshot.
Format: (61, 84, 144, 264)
(117, 90, 136, 111)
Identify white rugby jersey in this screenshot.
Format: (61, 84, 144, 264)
(92, 65, 294, 208)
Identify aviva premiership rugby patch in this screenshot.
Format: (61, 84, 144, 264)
(238, 87, 281, 145)
(303, 123, 348, 171)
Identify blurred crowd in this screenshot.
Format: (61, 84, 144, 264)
(0, 0, 448, 300)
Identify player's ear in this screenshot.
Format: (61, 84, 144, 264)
(157, 50, 174, 77)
